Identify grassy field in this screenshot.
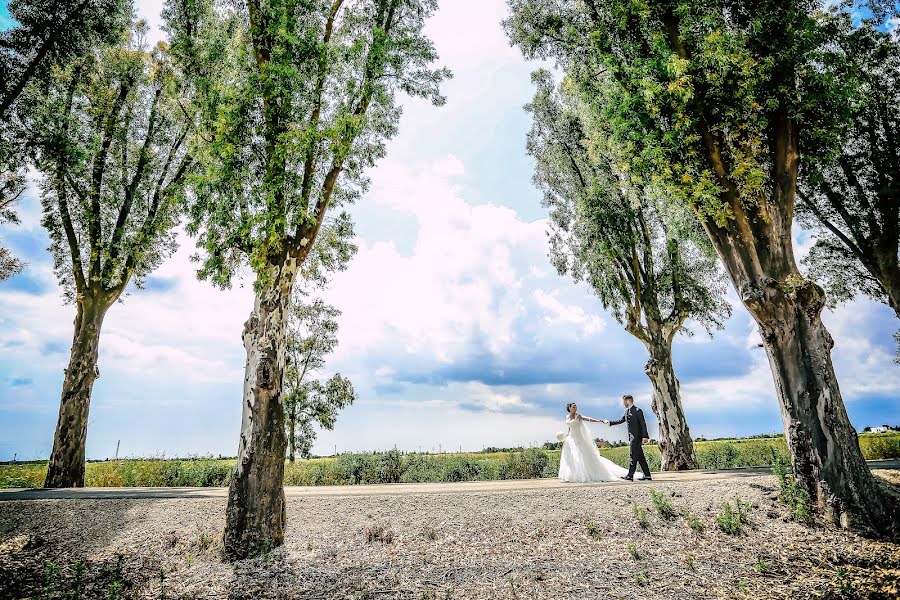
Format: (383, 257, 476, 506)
(1, 432, 897, 489)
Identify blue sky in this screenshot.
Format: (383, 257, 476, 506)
(0, 1, 898, 461)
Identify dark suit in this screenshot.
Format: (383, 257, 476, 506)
(609, 404, 651, 479)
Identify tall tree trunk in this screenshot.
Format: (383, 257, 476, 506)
(288, 402, 296, 464)
(644, 338, 698, 471)
(223, 256, 299, 560)
(44, 295, 109, 488)
(705, 213, 898, 534)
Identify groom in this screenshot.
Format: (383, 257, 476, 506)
(602, 394, 652, 481)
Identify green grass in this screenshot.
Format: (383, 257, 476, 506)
(2, 432, 897, 488)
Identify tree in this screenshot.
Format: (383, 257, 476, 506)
(34, 24, 193, 488)
(175, 0, 449, 558)
(284, 297, 356, 462)
(506, 0, 898, 532)
(796, 21, 900, 362)
(526, 70, 731, 470)
(0, 194, 25, 279)
(0, 0, 131, 270)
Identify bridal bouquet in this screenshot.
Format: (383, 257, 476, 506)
(556, 431, 566, 442)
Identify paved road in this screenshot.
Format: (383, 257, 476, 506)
(1, 460, 897, 501)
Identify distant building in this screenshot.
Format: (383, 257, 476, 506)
(871, 425, 890, 433)
(594, 439, 611, 448)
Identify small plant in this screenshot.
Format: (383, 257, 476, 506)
(158, 567, 167, 600)
(197, 531, 212, 552)
(632, 503, 650, 529)
(307, 541, 314, 551)
(771, 452, 813, 523)
(107, 580, 124, 600)
(71, 560, 86, 600)
(41, 562, 59, 599)
(684, 511, 705, 532)
(754, 557, 770, 574)
(507, 574, 519, 600)
(365, 523, 394, 544)
(585, 521, 602, 540)
(684, 553, 695, 571)
(628, 544, 641, 561)
(715, 500, 747, 535)
(634, 568, 649, 585)
(835, 567, 855, 595)
(649, 488, 676, 520)
(444, 586, 454, 600)
(424, 527, 438, 541)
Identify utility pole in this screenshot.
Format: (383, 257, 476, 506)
(114, 440, 120, 461)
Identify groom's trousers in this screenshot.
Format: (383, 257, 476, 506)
(627, 436, 651, 479)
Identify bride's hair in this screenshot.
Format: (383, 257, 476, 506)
(566, 402, 576, 413)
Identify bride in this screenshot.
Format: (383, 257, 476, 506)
(558, 402, 629, 482)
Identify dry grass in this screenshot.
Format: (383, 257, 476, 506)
(1, 472, 898, 599)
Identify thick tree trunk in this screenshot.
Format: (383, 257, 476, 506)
(705, 214, 898, 534)
(223, 256, 299, 560)
(644, 339, 698, 471)
(44, 296, 109, 488)
(288, 403, 296, 463)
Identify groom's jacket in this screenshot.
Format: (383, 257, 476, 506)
(610, 405, 649, 440)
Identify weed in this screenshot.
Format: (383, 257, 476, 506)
(835, 567, 855, 595)
(71, 560, 85, 600)
(628, 544, 641, 561)
(307, 541, 314, 551)
(754, 557, 770, 574)
(424, 527, 438, 541)
(158, 567, 167, 600)
(107, 580, 124, 600)
(632, 503, 650, 529)
(634, 568, 649, 585)
(771, 452, 813, 523)
(585, 521, 602, 540)
(716, 502, 744, 535)
(649, 488, 676, 520)
(684, 554, 695, 570)
(684, 512, 705, 532)
(507, 574, 520, 600)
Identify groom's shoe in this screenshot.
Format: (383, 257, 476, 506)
(620, 475, 634, 481)
(639, 476, 652, 481)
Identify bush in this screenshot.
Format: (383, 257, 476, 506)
(649, 488, 677, 520)
(377, 450, 404, 484)
(499, 448, 550, 480)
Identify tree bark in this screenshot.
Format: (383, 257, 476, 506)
(705, 214, 899, 535)
(223, 255, 300, 560)
(44, 295, 109, 488)
(644, 339, 698, 471)
(287, 401, 296, 463)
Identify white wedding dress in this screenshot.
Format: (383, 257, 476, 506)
(558, 414, 629, 482)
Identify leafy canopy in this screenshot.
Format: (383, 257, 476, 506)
(526, 69, 730, 345)
(175, 0, 450, 287)
(33, 22, 194, 304)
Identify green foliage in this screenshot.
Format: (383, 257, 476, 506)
(585, 520, 602, 540)
(771, 452, 813, 523)
(795, 19, 900, 356)
(633, 503, 650, 529)
(684, 511, 705, 532)
(649, 488, 677, 520)
(524, 68, 730, 350)
(715, 498, 751, 535)
(177, 0, 450, 287)
(2, 433, 897, 488)
(32, 22, 194, 304)
(499, 447, 550, 480)
(0, 0, 131, 228)
(284, 296, 356, 460)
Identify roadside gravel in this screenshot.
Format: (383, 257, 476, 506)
(1, 472, 898, 599)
